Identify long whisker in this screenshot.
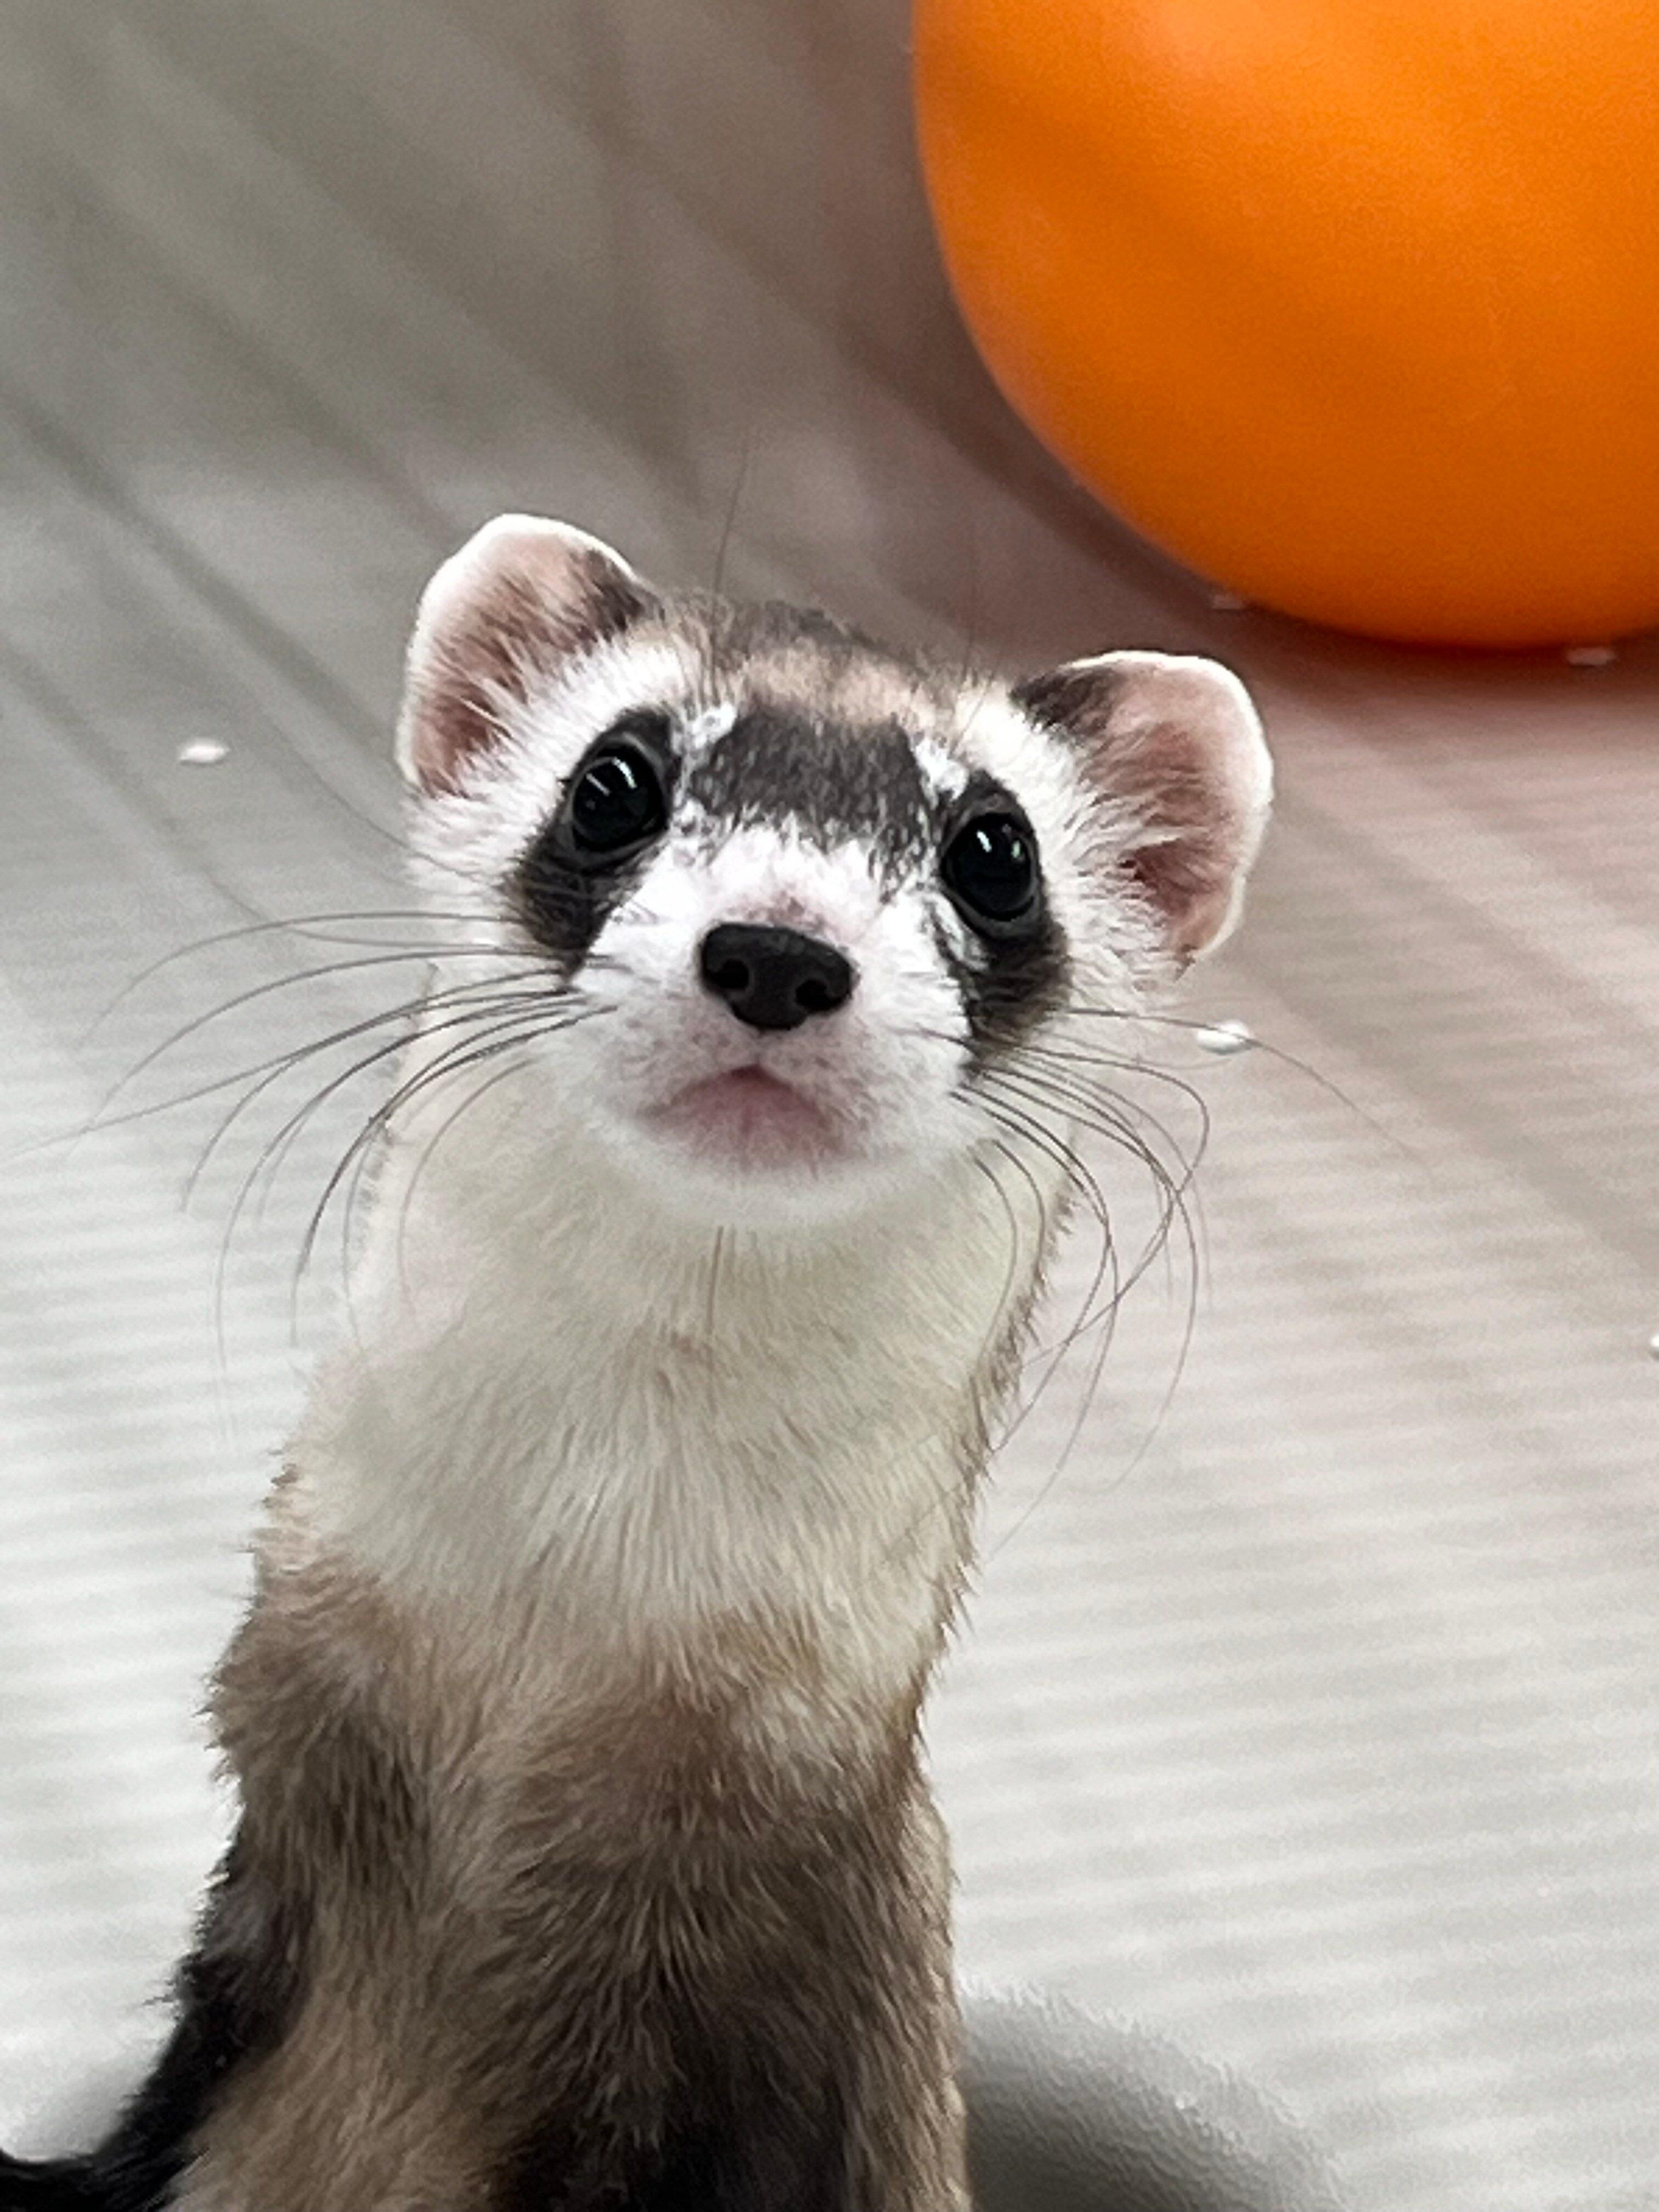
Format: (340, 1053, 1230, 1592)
(76, 907, 532, 1045)
(213, 983, 577, 1219)
(294, 1007, 606, 1286)
(207, 1004, 586, 1362)
(381, 1004, 611, 1304)
(984, 1061, 1199, 1311)
(307, 1008, 607, 1340)
(989, 1055, 1195, 1221)
(969, 1147, 1031, 1403)
(977, 1087, 1200, 1565)
(375, 1044, 551, 1328)
(863, 1130, 1064, 1582)
(83, 949, 555, 1132)
(1017, 1035, 1214, 1161)
(975, 1094, 1119, 1392)
(981, 1087, 1119, 1340)
(1058, 1004, 1409, 1155)
(72, 969, 553, 1154)
(990, 1120, 1124, 1452)
(313, 1023, 563, 1352)
(710, 430, 753, 604)
(966, 1032, 1214, 1551)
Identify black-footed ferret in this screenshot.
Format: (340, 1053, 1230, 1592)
(0, 517, 1271, 2212)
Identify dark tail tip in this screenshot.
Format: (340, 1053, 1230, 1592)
(0, 2151, 100, 2210)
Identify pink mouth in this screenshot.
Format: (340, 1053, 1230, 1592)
(652, 1066, 840, 1169)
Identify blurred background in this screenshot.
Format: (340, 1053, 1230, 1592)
(0, 4, 1655, 2208)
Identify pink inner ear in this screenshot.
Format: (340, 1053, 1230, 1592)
(401, 527, 656, 796)
(1124, 743, 1229, 916)
(1014, 653, 1269, 963)
(413, 575, 566, 795)
(1115, 729, 1245, 956)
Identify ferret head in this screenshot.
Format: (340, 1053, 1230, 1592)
(394, 516, 1271, 1230)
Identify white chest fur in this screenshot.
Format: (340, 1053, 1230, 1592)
(285, 1072, 1058, 1737)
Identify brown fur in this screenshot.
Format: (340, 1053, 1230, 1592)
(179, 1538, 967, 2212)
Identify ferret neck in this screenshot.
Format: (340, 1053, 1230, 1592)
(289, 1075, 1055, 1703)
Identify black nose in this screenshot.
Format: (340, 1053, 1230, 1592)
(698, 923, 855, 1032)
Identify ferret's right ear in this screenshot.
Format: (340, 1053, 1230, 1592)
(396, 515, 659, 794)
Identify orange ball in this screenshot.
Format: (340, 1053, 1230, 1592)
(913, 0, 1659, 647)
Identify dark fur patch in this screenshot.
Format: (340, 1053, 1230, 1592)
(932, 774, 1070, 1072)
(512, 719, 676, 973)
(0, 1573, 436, 2212)
(1009, 662, 1122, 740)
(686, 708, 932, 882)
(1013, 661, 1245, 958)
(0, 1838, 302, 2212)
(512, 821, 629, 973)
(937, 909, 1071, 1076)
(486, 1707, 962, 2212)
(97, 1553, 969, 2212)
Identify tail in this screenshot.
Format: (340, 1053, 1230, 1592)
(0, 2010, 227, 2212)
(0, 2151, 99, 2209)
(0, 1831, 302, 2212)
(0, 2067, 198, 2212)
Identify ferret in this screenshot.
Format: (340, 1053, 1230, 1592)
(0, 516, 1271, 2212)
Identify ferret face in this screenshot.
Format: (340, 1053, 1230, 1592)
(396, 519, 1272, 1229)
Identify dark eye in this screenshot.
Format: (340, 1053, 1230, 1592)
(941, 812, 1041, 934)
(566, 736, 669, 857)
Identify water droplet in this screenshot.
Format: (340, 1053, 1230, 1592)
(177, 738, 228, 766)
(1194, 1018, 1255, 1056)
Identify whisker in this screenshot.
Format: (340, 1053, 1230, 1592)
(979, 1090, 1199, 1566)
(1018, 1034, 1214, 1148)
(293, 1007, 605, 1289)
(213, 982, 575, 1220)
(1058, 1003, 1408, 1155)
(380, 1005, 612, 1304)
(710, 431, 753, 604)
(318, 1011, 599, 1338)
(985, 1119, 1124, 1458)
(75, 906, 532, 1046)
(210, 1006, 504, 1327)
(81, 949, 552, 1139)
(374, 1045, 552, 1324)
(78, 970, 553, 1163)
(968, 1047, 1208, 1556)
(974, 1104, 1125, 1518)
(985, 1062, 1199, 1311)
(976, 1094, 1119, 1384)
(969, 1148, 1031, 1393)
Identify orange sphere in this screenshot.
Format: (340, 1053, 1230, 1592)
(914, 0, 1659, 647)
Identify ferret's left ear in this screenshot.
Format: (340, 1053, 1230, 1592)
(397, 515, 660, 794)
(1014, 650, 1273, 962)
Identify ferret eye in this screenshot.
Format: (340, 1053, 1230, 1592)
(941, 812, 1041, 934)
(566, 730, 670, 859)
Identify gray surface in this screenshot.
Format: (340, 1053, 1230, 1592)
(0, 5, 1656, 2209)
(962, 1989, 1345, 2212)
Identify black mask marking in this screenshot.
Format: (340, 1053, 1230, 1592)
(685, 709, 932, 883)
(515, 713, 678, 971)
(933, 774, 1069, 1070)
(945, 917, 1071, 1074)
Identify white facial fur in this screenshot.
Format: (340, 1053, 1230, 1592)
(294, 521, 1270, 1711)
(396, 615, 1251, 1234)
